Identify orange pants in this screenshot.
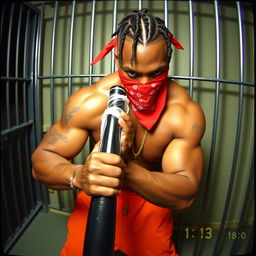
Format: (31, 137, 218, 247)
(60, 190, 178, 256)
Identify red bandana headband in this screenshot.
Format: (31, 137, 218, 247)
(90, 33, 184, 65)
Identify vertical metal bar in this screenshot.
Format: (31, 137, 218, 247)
(57, 192, 65, 210)
(89, 0, 96, 86)
(50, 1, 58, 125)
(164, 0, 168, 27)
(230, 145, 254, 254)
(138, 0, 142, 10)
(34, 2, 44, 146)
(111, 0, 117, 73)
(15, 5, 23, 125)
(8, 137, 22, 225)
(189, 0, 194, 97)
(6, 3, 14, 129)
(1, 5, 10, 242)
(15, 5, 29, 215)
(246, 223, 254, 253)
(50, 1, 64, 210)
(213, 2, 245, 255)
(237, 1, 245, 83)
(23, 10, 30, 123)
(88, 0, 96, 152)
(68, 0, 76, 96)
(1, 3, 5, 37)
(1, 156, 13, 238)
(24, 127, 36, 208)
(14, 4, 29, 217)
(34, 2, 49, 210)
(193, 1, 221, 255)
(17, 134, 29, 217)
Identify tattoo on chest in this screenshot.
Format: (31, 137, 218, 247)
(63, 106, 80, 125)
(192, 123, 202, 134)
(46, 128, 69, 145)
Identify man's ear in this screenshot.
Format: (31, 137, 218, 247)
(114, 50, 119, 66)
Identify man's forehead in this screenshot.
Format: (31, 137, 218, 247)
(121, 37, 167, 58)
(120, 37, 168, 70)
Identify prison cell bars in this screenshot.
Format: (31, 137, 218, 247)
(194, 1, 254, 255)
(34, 1, 50, 211)
(213, 1, 245, 255)
(212, 2, 254, 255)
(230, 146, 254, 255)
(49, 1, 64, 209)
(4, 1, 19, 232)
(1, 2, 43, 253)
(33, 1, 254, 255)
(15, 4, 29, 224)
(5, 5, 21, 228)
(192, 1, 221, 255)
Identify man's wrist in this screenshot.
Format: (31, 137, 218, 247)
(69, 165, 83, 191)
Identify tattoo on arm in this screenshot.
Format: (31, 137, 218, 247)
(192, 123, 203, 134)
(46, 128, 69, 145)
(63, 106, 80, 125)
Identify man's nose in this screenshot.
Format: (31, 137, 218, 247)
(138, 76, 151, 84)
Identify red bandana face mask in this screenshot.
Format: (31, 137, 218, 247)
(118, 68, 169, 111)
(118, 68, 169, 130)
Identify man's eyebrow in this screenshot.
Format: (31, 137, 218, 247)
(122, 65, 167, 74)
(123, 67, 138, 73)
(149, 66, 166, 73)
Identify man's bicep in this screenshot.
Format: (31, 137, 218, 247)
(38, 121, 89, 160)
(161, 138, 204, 184)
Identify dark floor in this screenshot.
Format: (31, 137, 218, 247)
(7, 209, 252, 256)
(8, 209, 69, 256)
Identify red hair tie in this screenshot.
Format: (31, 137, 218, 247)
(90, 38, 118, 65)
(168, 33, 184, 50)
(90, 34, 183, 65)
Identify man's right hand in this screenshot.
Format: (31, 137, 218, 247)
(74, 142, 126, 197)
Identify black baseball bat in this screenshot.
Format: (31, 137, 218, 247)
(83, 85, 127, 256)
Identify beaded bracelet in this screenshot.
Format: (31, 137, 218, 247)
(69, 165, 83, 191)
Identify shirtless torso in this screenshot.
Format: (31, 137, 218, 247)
(32, 36, 205, 211)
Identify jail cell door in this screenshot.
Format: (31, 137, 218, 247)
(1, 2, 43, 254)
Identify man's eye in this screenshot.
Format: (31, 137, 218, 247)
(152, 69, 163, 77)
(127, 71, 137, 78)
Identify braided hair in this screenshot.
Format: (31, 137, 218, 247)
(112, 9, 173, 66)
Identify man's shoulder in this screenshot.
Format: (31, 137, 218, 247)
(60, 73, 122, 129)
(167, 80, 190, 105)
(167, 80, 203, 113)
(68, 71, 118, 100)
(164, 80, 205, 137)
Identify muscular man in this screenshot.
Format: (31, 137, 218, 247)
(32, 9, 205, 256)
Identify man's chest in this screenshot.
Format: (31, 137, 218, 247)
(125, 109, 174, 170)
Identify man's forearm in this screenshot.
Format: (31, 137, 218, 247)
(32, 148, 77, 191)
(124, 161, 197, 210)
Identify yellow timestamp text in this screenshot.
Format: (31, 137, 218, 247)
(185, 227, 213, 239)
(228, 231, 247, 240)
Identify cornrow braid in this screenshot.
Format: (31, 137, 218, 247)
(112, 8, 173, 66)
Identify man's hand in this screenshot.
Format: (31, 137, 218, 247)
(118, 111, 134, 161)
(74, 142, 126, 197)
